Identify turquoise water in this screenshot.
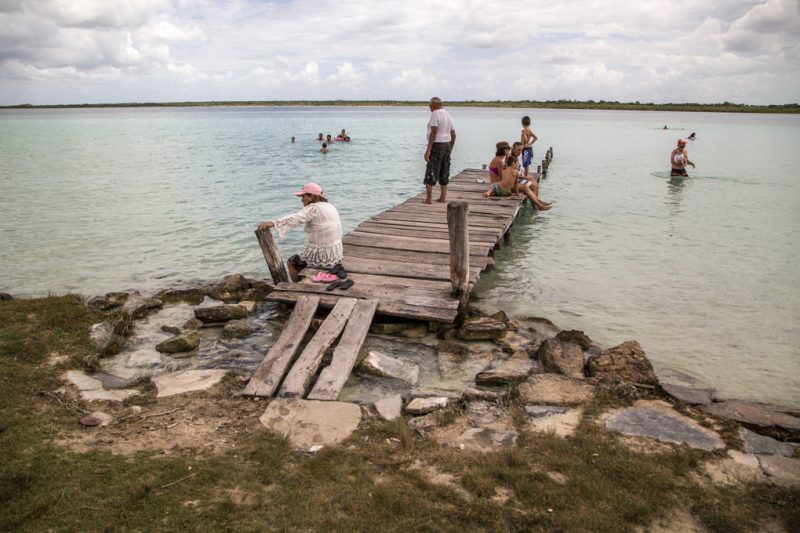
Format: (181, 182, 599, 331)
(1, 107, 798, 406)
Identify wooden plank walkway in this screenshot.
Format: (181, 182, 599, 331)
(265, 167, 538, 323)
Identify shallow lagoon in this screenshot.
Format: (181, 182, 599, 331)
(1, 106, 798, 406)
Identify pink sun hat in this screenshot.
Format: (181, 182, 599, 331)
(294, 182, 326, 201)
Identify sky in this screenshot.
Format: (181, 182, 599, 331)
(1, 0, 799, 106)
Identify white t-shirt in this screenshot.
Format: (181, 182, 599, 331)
(427, 108, 454, 143)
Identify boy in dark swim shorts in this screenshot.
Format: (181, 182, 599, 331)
(521, 116, 538, 176)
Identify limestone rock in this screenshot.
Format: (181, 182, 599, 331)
(465, 400, 509, 426)
(585, 340, 658, 385)
(497, 330, 546, 357)
(703, 450, 767, 486)
(604, 400, 724, 451)
(194, 304, 248, 324)
(208, 274, 249, 302)
(63, 370, 139, 402)
(475, 353, 536, 386)
(555, 330, 593, 350)
(455, 428, 518, 451)
(88, 322, 126, 356)
(105, 292, 131, 307)
(259, 398, 361, 449)
(461, 388, 506, 403)
(151, 369, 227, 397)
(374, 394, 403, 421)
(457, 316, 507, 341)
(241, 286, 271, 302)
(238, 300, 257, 313)
(87, 295, 117, 311)
(517, 374, 596, 405)
(223, 320, 255, 339)
(405, 397, 448, 415)
(537, 339, 585, 379)
(120, 292, 163, 318)
(758, 455, 800, 488)
(437, 342, 493, 383)
(521, 316, 560, 337)
(0, 292, 14, 301)
(410, 388, 462, 400)
(525, 405, 569, 418)
(155, 330, 200, 354)
(528, 407, 583, 438)
(701, 400, 800, 432)
(739, 427, 794, 456)
(657, 368, 715, 405)
(408, 412, 442, 430)
(360, 351, 419, 385)
(91, 372, 134, 389)
(153, 288, 205, 305)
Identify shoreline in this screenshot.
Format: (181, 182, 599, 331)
(2, 100, 799, 114)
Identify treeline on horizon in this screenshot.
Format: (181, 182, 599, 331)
(3, 99, 799, 113)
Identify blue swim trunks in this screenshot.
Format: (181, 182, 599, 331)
(522, 146, 533, 168)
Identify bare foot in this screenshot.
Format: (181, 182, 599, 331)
(538, 204, 552, 211)
(436, 198, 446, 203)
(483, 191, 492, 198)
(423, 199, 432, 204)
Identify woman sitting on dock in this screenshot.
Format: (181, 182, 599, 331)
(484, 155, 552, 210)
(488, 142, 510, 184)
(257, 182, 343, 282)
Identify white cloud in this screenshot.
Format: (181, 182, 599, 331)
(326, 62, 363, 88)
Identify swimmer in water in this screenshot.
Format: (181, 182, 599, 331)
(670, 139, 695, 176)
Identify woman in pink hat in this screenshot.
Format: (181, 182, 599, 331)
(257, 182, 343, 282)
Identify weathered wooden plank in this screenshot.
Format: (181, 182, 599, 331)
(299, 268, 456, 291)
(278, 297, 358, 398)
(343, 244, 494, 268)
(387, 205, 509, 219)
(448, 201, 470, 323)
(255, 228, 289, 284)
(364, 217, 503, 239)
(344, 232, 494, 257)
(272, 279, 460, 309)
(353, 222, 497, 244)
(242, 295, 319, 397)
(370, 211, 508, 229)
(266, 290, 457, 323)
(306, 299, 379, 401)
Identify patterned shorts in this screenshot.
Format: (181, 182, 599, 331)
(424, 142, 451, 186)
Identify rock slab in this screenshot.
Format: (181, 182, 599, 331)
(586, 340, 658, 385)
(155, 330, 200, 354)
(374, 394, 403, 421)
(604, 400, 724, 451)
(475, 354, 535, 386)
(455, 428, 518, 451)
(360, 351, 419, 384)
(657, 368, 715, 405)
(405, 397, 448, 415)
(739, 427, 794, 457)
(260, 398, 361, 449)
(456, 316, 506, 341)
(194, 304, 248, 324)
(151, 369, 227, 397)
(517, 374, 595, 405)
(701, 400, 800, 431)
(64, 370, 139, 402)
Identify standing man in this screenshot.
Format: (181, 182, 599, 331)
(423, 96, 456, 204)
(670, 139, 695, 176)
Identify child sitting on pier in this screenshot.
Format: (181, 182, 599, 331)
(484, 155, 552, 210)
(488, 142, 510, 183)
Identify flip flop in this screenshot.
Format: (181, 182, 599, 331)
(330, 263, 348, 279)
(313, 272, 339, 283)
(326, 279, 344, 291)
(337, 279, 354, 290)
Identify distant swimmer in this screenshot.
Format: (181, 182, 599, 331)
(318, 133, 324, 141)
(688, 132, 696, 140)
(670, 139, 695, 177)
(320, 142, 329, 154)
(663, 125, 668, 130)
(291, 136, 296, 143)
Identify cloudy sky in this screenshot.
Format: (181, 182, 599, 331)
(1, 0, 798, 105)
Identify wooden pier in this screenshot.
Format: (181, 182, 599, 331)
(244, 150, 554, 399)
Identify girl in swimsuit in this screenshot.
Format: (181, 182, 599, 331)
(487, 142, 510, 183)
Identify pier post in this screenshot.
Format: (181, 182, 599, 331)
(447, 201, 470, 324)
(255, 228, 289, 284)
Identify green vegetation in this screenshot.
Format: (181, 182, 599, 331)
(3, 100, 799, 113)
(1, 295, 798, 531)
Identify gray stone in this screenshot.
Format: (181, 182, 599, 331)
(586, 340, 658, 385)
(739, 427, 794, 456)
(703, 450, 767, 486)
(88, 322, 126, 355)
(120, 292, 163, 318)
(657, 368, 715, 405)
(151, 369, 227, 397)
(604, 400, 724, 451)
(374, 394, 403, 421)
(528, 407, 583, 438)
(360, 351, 419, 385)
(465, 401, 508, 426)
(87, 295, 116, 311)
(91, 372, 134, 389)
(701, 400, 800, 432)
(410, 388, 462, 400)
(0, 292, 14, 301)
(155, 330, 200, 354)
(405, 397, 448, 415)
(223, 320, 255, 339)
(208, 273, 249, 302)
(161, 325, 181, 335)
(517, 374, 596, 405)
(259, 398, 362, 449)
(556, 330, 593, 350)
(153, 288, 205, 305)
(238, 301, 257, 313)
(457, 316, 507, 341)
(537, 339, 585, 379)
(475, 353, 535, 386)
(408, 412, 441, 430)
(496, 330, 546, 357)
(520, 316, 560, 337)
(105, 292, 131, 307)
(370, 322, 413, 335)
(194, 304, 248, 324)
(455, 428, 518, 451)
(437, 342, 493, 383)
(525, 405, 569, 418)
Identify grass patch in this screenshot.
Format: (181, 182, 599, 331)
(1, 296, 798, 531)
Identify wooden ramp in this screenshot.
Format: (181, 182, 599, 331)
(264, 167, 542, 323)
(243, 295, 378, 399)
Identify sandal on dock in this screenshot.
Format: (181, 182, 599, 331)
(313, 272, 339, 283)
(330, 263, 348, 279)
(326, 279, 354, 291)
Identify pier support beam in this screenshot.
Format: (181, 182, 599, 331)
(255, 228, 289, 284)
(447, 201, 470, 325)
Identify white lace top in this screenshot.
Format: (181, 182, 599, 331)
(271, 202, 343, 268)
